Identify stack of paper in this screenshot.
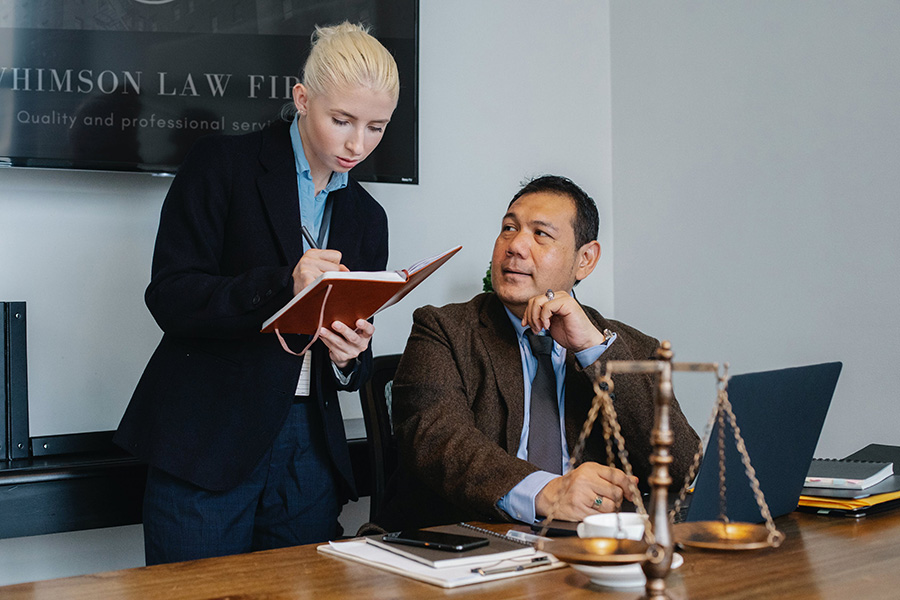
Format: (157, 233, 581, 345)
(317, 523, 563, 588)
(798, 444, 900, 516)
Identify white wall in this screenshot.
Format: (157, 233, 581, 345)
(0, 0, 612, 585)
(367, 0, 613, 359)
(609, 1, 900, 456)
(0, 168, 168, 435)
(9, 0, 897, 587)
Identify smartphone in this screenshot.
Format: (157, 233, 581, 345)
(381, 530, 489, 552)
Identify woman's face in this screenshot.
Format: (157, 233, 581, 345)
(292, 83, 397, 179)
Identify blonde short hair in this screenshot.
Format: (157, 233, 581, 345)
(302, 22, 400, 102)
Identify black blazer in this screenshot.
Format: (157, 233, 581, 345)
(114, 120, 388, 495)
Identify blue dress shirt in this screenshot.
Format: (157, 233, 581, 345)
(496, 305, 617, 523)
(289, 114, 354, 384)
(289, 114, 348, 251)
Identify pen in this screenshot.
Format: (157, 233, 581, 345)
(505, 529, 550, 545)
(471, 556, 551, 576)
(301, 225, 319, 250)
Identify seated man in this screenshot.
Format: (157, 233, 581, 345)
(374, 175, 700, 531)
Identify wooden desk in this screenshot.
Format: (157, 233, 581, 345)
(4, 510, 900, 599)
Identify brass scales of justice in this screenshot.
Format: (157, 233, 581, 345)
(535, 342, 785, 600)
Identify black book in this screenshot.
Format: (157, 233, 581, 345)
(805, 458, 893, 490)
(802, 444, 900, 499)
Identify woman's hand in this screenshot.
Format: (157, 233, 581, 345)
(292, 249, 348, 295)
(318, 319, 375, 369)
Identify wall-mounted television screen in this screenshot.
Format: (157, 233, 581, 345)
(0, 0, 417, 183)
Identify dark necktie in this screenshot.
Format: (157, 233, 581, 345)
(525, 330, 562, 474)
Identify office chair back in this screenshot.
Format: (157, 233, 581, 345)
(359, 354, 401, 521)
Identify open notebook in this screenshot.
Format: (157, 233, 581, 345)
(262, 245, 461, 336)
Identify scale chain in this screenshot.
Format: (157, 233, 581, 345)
(539, 357, 783, 556)
(669, 368, 724, 520)
(596, 376, 658, 549)
(717, 400, 729, 523)
(537, 376, 658, 551)
(720, 393, 785, 547)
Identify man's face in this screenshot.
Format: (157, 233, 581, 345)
(490, 191, 584, 317)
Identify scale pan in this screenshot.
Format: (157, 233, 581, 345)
(537, 537, 649, 566)
(673, 521, 773, 550)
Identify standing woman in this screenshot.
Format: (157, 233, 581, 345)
(115, 22, 399, 565)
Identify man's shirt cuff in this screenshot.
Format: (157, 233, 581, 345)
(497, 471, 560, 523)
(574, 332, 617, 368)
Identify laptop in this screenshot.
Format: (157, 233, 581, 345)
(531, 361, 842, 535)
(681, 361, 842, 523)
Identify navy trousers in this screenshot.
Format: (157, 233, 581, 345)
(142, 401, 341, 565)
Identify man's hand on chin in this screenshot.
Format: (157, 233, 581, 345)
(521, 290, 607, 352)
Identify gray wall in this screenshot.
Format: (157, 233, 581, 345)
(0, 170, 168, 435)
(0, 0, 612, 585)
(609, 1, 900, 457)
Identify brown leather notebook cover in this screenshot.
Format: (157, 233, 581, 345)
(261, 245, 461, 335)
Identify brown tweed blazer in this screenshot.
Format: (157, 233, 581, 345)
(374, 292, 700, 531)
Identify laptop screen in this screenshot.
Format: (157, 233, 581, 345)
(685, 362, 842, 523)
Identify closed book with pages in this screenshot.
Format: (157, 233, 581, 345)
(805, 458, 893, 490)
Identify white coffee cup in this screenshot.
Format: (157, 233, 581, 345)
(577, 512, 645, 541)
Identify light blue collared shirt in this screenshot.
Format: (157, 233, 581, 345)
(289, 114, 354, 383)
(289, 114, 348, 252)
(496, 305, 617, 523)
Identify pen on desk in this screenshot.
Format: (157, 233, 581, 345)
(471, 556, 551, 576)
(301, 225, 319, 250)
(505, 529, 550, 545)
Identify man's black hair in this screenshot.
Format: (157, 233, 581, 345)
(508, 175, 599, 249)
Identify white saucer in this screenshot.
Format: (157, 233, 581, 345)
(570, 553, 684, 589)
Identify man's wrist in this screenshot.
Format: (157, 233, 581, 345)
(499, 471, 559, 523)
(573, 328, 614, 353)
(575, 331, 616, 369)
(534, 476, 561, 519)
